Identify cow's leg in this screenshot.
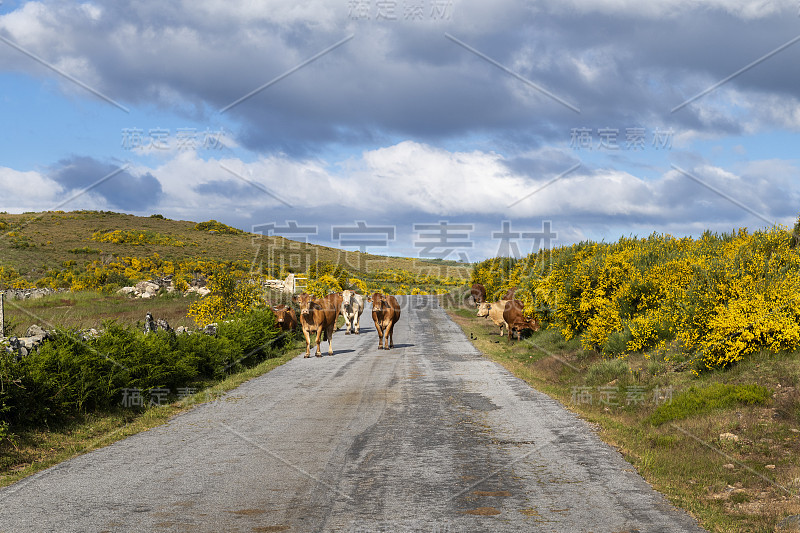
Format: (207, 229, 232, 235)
(354, 314, 360, 335)
(315, 329, 323, 357)
(343, 313, 351, 335)
(500, 322, 506, 336)
(386, 322, 394, 349)
(375, 322, 384, 349)
(303, 329, 311, 357)
(327, 324, 334, 355)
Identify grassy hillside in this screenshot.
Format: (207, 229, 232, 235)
(0, 210, 469, 283)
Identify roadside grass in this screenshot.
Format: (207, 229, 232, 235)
(0, 343, 300, 489)
(448, 307, 800, 533)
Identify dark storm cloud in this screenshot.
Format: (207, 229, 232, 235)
(5, 0, 798, 157)
(48, 156, 162, 211)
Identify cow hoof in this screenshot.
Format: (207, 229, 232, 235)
(304, 355, 311, 358)
(315, 354, 322, 358)
(345, 331, 350, 335)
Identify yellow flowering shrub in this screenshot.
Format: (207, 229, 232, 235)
(305, 275, 342, 298)
(472, 225, 800, 370)
(187, 269, 265, 326)
(91, 230, 189, 247)
(348, 278, 369, 294)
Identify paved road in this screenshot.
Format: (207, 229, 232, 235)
(0, 295, 706, 532)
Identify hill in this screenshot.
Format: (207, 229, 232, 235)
(0, 210, 470, 286)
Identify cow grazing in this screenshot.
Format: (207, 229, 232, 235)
(272, 304, 297, 332)
(470, 283, 487, 306)
(370, 292, 401, 350)
(477, 300, 510, 336)
(341, 290, 364, 335)
(502, 300, 540, 340)
(293, 292, 339, 357)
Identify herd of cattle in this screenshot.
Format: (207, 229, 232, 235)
(271, 283, 538, 357)
(272, 290, 400, 357)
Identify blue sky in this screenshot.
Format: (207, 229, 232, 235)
(1, 0, 799, 261)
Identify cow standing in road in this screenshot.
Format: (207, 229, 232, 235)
(293, 293, 338, 357)
(370, 292, 401, 350)
(341, 290, 364, 335)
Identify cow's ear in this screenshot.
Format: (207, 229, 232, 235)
(291, 295, 297, 303)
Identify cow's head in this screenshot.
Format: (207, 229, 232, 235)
(477, 302, 491, 317)
(371, 292, 386, 309)
(341, 290, 353, 311)
(273, 304, 287, 323)
(293, 293, 315, 316)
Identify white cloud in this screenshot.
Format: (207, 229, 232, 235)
(0, 166, 64, 211)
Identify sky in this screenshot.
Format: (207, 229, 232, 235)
(1, 0, 799, 262)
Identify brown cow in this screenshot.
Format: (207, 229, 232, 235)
(477, 300, 510, 336)
(272, 304, 297, 332)
(370, 292, 401, 350)
(293, 293, 338, 357)
(321, 291, 343, 320)
(503, 300, 540, 340)
(470, 283, 487, 306)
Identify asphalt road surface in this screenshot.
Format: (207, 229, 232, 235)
(0, 295, 707, 532)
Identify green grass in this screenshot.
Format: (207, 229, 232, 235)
(2, 290, 199, 337)
(649, 383, 772, 426)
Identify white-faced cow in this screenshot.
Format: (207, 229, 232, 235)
(293, 292, 339, 357)
(477, 300, 510, 336)
(341, 290, 364, 335)
(370, 292, 401, 350)
(503, 300, 540, 340)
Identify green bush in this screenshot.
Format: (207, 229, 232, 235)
(649, 383, 771, 426)
(0, 308, 283, 431)
(217, 307, 282, 368)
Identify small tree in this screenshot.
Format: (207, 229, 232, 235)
(187, 268, 264, 326)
